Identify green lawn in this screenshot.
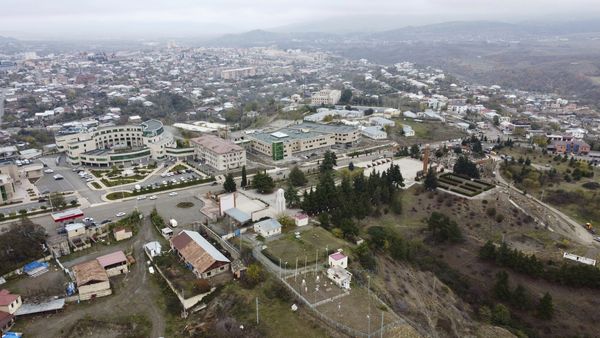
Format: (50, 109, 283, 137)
(263, 227, 352, 266)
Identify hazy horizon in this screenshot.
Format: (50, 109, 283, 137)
(2, 0, 600, 40)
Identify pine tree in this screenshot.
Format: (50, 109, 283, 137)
(240, 165, 247, 188)
(479, 241, 497, 260)
(537, 292, 554, 320)
(223, 173, 236, 192)
(493, 271, 511, 301)
(424, 167, 438, 190)
(284, 184, 300, 207)
(511, 284, 530, 310)
(288, 166, 307, 186)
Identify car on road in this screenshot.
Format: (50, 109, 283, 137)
(168, 192, 178, 196)
(149, 195, 157, 200)
(115, 212, 126, 217)
(137, 196, 146, 200)
(595, 236, 600, 243)
(101, 219, 112, 225)
(211, 181, 218, 186)
(53, 174, 64, 180)
(44, 169, 54, 174)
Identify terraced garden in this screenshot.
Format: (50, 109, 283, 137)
(437, 173, 495, 197)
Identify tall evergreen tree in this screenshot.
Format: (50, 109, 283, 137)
(288, 166, 307, 186)
(223, 173, 236, 192)
(251, 171, 275, 194)
(493, 271, 511, 301)
(511, 284, 531, 310)
(537, 292, 554, 320)
(284, 184, 300, 208)
(320, 151, 337, 171)
(424, 167, 438, 190)
(240, 165, 247, 188)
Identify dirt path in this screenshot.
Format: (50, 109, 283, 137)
(22, 217, 166, 337)
(494, 161, 594, 245)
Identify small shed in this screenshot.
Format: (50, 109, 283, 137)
(65, 223, 86, 239)
(22, 262, 49, 278)
(113, 227, 132, 242)
(253, 218, 282, 238)
(328, 252, 348, 269)
(96, 251, 129, 277)
(144, 241, 162, 260)
(294, 213, 309, 227)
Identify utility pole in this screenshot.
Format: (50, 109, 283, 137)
(380, 311, 384, 338)
(256, 297, 259, 324)
(279, 258, 282, 279)
(295, 257, 298, 282)
(314, 249, 318, 275)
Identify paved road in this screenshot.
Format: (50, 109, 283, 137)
(1, 182, 217, 234)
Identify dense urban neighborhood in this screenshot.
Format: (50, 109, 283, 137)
(2, 5, 600, 338)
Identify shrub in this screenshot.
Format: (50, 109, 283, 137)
(486, 207, 496, 217)
(193, 279, 211, 294)
(492, 304, 511, 325)
(495, 214, 505, 223)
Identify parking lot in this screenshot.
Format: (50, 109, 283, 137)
(36, 156, 105, 204)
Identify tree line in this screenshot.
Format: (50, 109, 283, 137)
(480, 241, 600, 289)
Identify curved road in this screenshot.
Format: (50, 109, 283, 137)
(493, 158, 594, 245)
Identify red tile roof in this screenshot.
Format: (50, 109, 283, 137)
(96, 251, 127, 268)
(0, 290, 19, 306)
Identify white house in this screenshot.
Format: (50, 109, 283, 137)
(328, 252, 348, 269)
(254, 218, 283, 238)
(327, 266, 352, 290)
(369, 116, 395, 128)
(294, 213, 309, 227)
(402, 125, 415, 137)
(361, 126, 387, 140)
(0, 289, 22, 315)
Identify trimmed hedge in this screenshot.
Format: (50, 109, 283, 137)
(105, 176, 215, 200)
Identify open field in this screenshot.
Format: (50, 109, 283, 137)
(64, 314, 151, 338)
(262, 227, 353, 267)
(391, 119, 466, 146)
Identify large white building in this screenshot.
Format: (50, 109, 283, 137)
(55, 120, 179, 167)
(311, 89, 342, 105)
(190, 135, 246, 171)
(246, 122, 359, 161)
(221, 67, 257, 80)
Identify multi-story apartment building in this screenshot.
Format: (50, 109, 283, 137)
(220, 67, 257, 80)
(311, 89, 342, 105)
(190, 135, 246, 171)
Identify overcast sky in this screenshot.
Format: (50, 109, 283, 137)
(2, 0, 600, 39)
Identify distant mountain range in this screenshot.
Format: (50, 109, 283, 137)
(209, 20, 600, 47)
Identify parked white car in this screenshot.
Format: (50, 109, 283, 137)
(116, 212, 126, 217)
(168, 192, 178, 197)
(149, 195, 158, 200)
(44, 169, 54, 174)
